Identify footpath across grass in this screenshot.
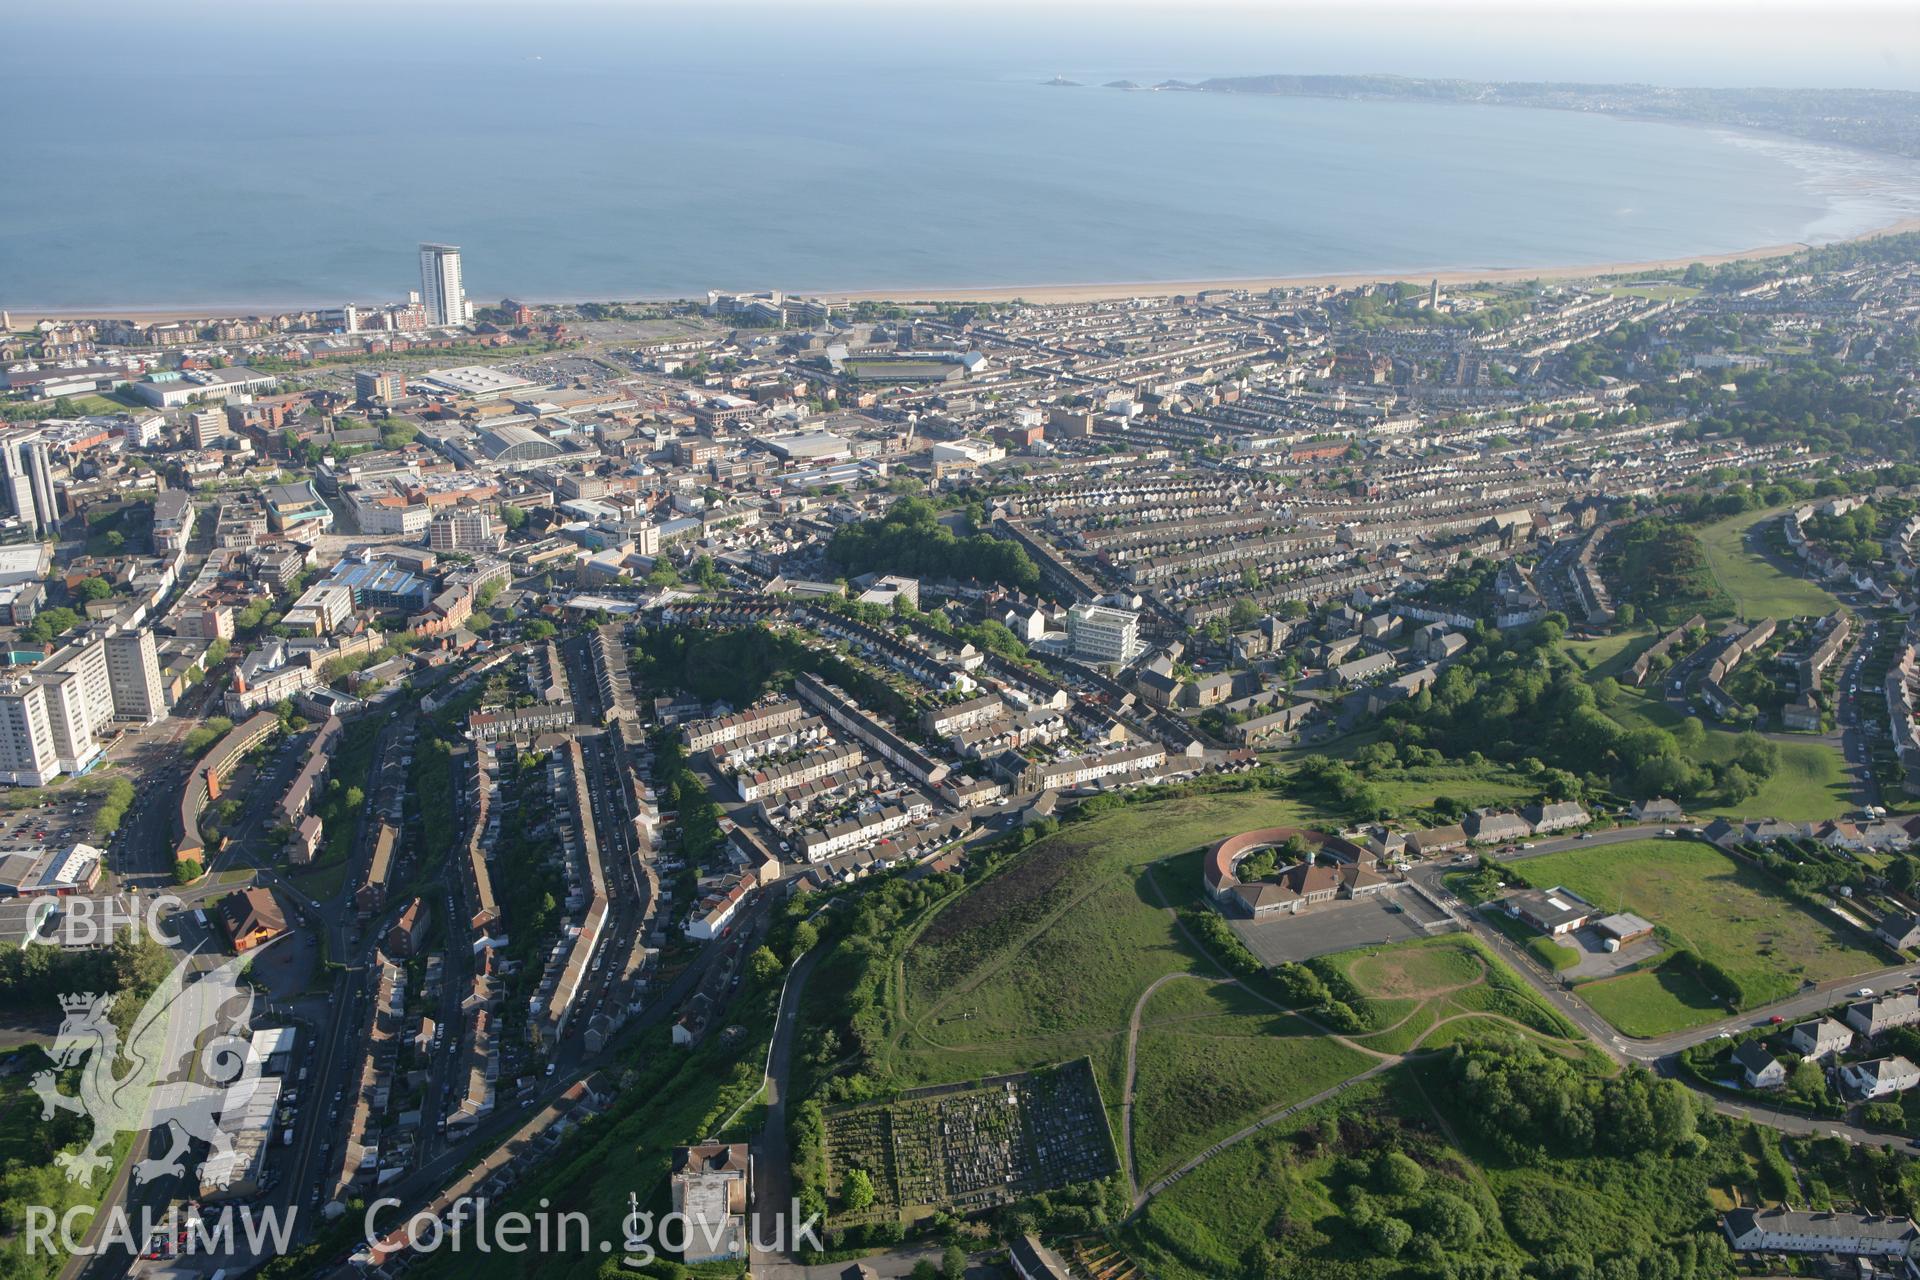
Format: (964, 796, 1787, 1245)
(1130, 979, 1371, 1184)
(889, 789, 1323, 1127)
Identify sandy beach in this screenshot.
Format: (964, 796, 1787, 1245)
(810, 216, 1920, 305)
(13, 217, 1920, 327)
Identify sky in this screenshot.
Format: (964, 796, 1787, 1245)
(13, 1, 1919, 91)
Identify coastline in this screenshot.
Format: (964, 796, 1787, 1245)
(13, 216, 1920, 326)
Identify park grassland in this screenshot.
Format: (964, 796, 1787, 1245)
(1688, 736, 1855, 821)
(1562, 627, 1656, 682)
(883, 773, 1602, 1195)
(1603, 685, 1854, 821)
(1329, 935, 1593, 1056)
(886, 790, 1321, 1116)
(1696, 506, 1844, 620)
(1362, 761, 1540, 815)
(1520, 838, 1887, 1036)
(1129, 979, 1371, 1184)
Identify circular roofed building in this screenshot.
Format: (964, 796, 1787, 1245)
(476, 424, 561, 463)
(1203, 825, 1385, 918)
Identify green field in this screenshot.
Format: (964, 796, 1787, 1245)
(1696, 507, 1844, 620)
(890, 790, 1320, 1124)
(1130, 979, 1371, 1183)
(1364, 763, 1540, 816)
(1327, 935, 1588, 1056)
(1689, 736, 1855, 821)
(1602, 687, 1854, 821)
(1519, 839, 1886, 1034)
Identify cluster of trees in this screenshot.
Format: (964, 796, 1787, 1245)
(911, 606, 1029, 660)
(181, 715, 236, 758)
(1804, 501, 1886, 568)
(826, 496, 1040, 592)
(633, 623, 803, 708)
(783, 874, 970, 1239)
(90, 776, 135, 840)
(1606, 518, 1730, 623)
(1291, 756, 1391, 822)
(633, 622, 924, 738)
(1381, 625, 1777, 804)
(655, 738, 724, 866)
(22, 606, 81, 645)
(1273, 960, 1368, 1033)
(0, 934, 177, 1276)
(0, 932, 169, 1011)
(1449, 1039, 1701, 1160)
(1347, 282, 1533, 334)
(1341, 1158, 1485, 1260)
(1692, 360, 1920, 462)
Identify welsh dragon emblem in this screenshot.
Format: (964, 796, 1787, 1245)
(33, 939, 277, 1186)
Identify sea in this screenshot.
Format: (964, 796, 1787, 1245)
(4, 1, 1920, 312)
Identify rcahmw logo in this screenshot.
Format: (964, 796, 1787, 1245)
(25, 927, 291, 1256)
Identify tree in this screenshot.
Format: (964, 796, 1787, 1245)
(1889, 857, 1919, 893)
(748, 945, 781, 986)
(911, 1263, 939, 1280)
(942, 1244, 967, 1280)
(23, 606, 81, 644)
(205, 637, 230, 667)
(791, 918, 820, 957)
(1228, 597, 1261, 629)
(499, 503, 527, 530)
(73, 576, 112, 601)
(379, 419, 418, 450)
(1419, 1191, 1481, 1247)
(842, 1167, 874, 1212)
(1719, 763, 1760, 804)
(1368, 1216, 1413, 1257)
(104, 530, 125, 551)
(173, 858, 203, 885)
(1375, 1151, 1426, 1195)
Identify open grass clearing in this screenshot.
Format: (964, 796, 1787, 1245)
(1324, 935, 1587, 1055)
(1520, 838, 1885, 1032)
(1696, 506, 1845, 620)
(1130, 981, 1371, 1183)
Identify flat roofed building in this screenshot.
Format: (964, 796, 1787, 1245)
(1066, 603, 1141, 665)
(105, 628, 168, 724)
(419, 365, 534, 401)
(0, 676, 59, 786)
(669, 1143, 749, 1265)
(1503, 885, 1595, 937)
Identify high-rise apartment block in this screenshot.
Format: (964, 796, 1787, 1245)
(418, 242, 467, 327)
